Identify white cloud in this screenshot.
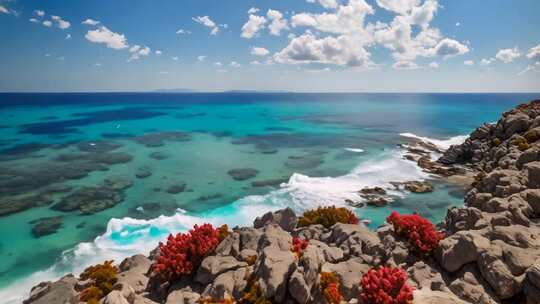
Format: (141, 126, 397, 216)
(526, 44, 540, 62)
(35, 10, 45, 17)
(176, 28, 192, 35)
(251, 47, 270, 56)
(455, 22, 460, 27)
(434, 38, 469, 59)
(172, 56, 179, 61)
(463, 60, 474, 66)
(480, 58, 495, 66)
(129, 45, 151, 61)
(85, 26, 129, 50)
(393, 60, 419, 69)
(214, 62, 222, 66)
(230, 61, 241, 68)
(274, 32, 371, 67)
(247, 7, 260, 14)
(66, 34, 72, 40)
(375, 0, 419, 14)
(43, 20, 53, 27)
(408, 0, 438, 28)
(45, 53, 51, 57)
(429, 61, 439, 68)
(0, 5, 9, 14)
(155, 50, 162, 55)
(496, 47, 520, 63)
(29, 18, 39, 23)
(95, 63, 102, 67)
(197, 55, 207, 62)
(52, 16, 71, 29)
(267, 9, 289, 36)
(192, 16, 224, 35)
(307, 0, 339, 9)
(241, 14, 267, 39)
(82, 19, 100, 26)
(291, 0, 375, 35)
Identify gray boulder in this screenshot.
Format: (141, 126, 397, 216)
(437, 231, 491, 272)
(195, 256, 247, 285)
(253, 207, 298, 232)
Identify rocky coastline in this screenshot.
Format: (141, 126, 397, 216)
(23, 100, 540, 304)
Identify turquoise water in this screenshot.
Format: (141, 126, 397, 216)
(0, 92, 538, 302)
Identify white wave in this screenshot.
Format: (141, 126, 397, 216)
(0, 150, 430, 304)
(344, 147, 364, 153)
(399, 132, 468, 150)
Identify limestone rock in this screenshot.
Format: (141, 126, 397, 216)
(195, 256, 247, 285)
(437, 231, 491, 272)
(253, 207, 298, 232)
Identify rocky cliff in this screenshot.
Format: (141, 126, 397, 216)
(23, 100, 540, 304)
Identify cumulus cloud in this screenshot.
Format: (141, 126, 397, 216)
(66, 34, 71, 40)
(42, 20, 53, 27)
(35, 10, 45, 17)
(527, 44, 540, 62)
(82, 19, 100, 26)
(197, 55, 207, 61)
(306, 0, 339, 9)
(375, 0, 420, 14)
(29, 18, 39, 23)
(267, 9, 289, 36)
(172, 56, 179, 61)
(51, 15, 71, 29)
(496, 47, 520, 63)
(85, 26, 129, 50)
(155, 50, 162, 55)
(129, 45, 151, 61)
(193, 16, 225, 35)
(241, 14, 267, 38)
(463, 60, 474, 66)
(429, 61, 439, 68)
(274, 32, 371, 67)
(434, 38, 469, 59)
(230, 61, 241, 68)
(251, 47, 270, 56)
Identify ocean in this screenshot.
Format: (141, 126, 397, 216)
(0, 92, 538, 303)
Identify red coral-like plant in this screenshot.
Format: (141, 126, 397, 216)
(360, 266, 413, 304)
(291, 237, 309, 257)
(386, 211, 444, 255)
(153, 223, 221, 281)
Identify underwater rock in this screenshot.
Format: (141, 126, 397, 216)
(149, 151, 170, 160)
(104, 177, 133, 190)
(0, 142, 51, 156)
(404, 180, 434, 193)
(134, 131, 192, 147)
(227, 168, 259, 181)
(52, 185, 124, 215)
(30, 216, 63, 238)
(251, 178, 288, 188)
(284, 153, 324, 170)
(135, 167, 152, 179)
(0, 193, 53, 217)
(166, 182, 187, 194)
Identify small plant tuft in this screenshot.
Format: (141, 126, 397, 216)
(291, 237, 309, 258)
(79, 260, 118, 303)
(298, 206, 359, 228)
(320, 272, 342, 304)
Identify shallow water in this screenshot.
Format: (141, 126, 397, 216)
(0, 92, 538, 302)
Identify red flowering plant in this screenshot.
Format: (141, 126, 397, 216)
(291, 237, 309, 258)
(360, 266, 413, 304)
(386, 211, 444, 255)
(153, 223, 224, 281)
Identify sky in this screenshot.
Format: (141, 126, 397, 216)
(0, 0, 539, 92)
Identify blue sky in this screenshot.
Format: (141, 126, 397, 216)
(0, 0, 539, 92)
